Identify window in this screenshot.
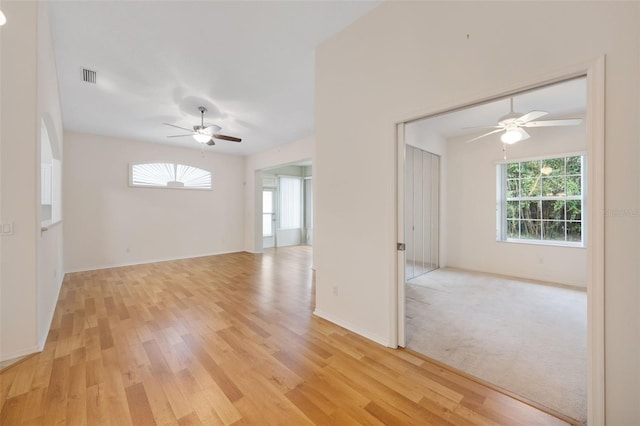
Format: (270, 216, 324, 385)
(497, 155, 584, 246)
(278, 176, 302, 229)
(130, 163, 211, 190)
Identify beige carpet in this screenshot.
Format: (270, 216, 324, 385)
(406, 268, 587, 423)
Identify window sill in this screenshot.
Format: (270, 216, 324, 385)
(496, 239, 585, 249)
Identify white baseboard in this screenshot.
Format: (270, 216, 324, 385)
(313, 309, 390, 347)
(0, 344, 41, 363)
(64, 249, 247, 273)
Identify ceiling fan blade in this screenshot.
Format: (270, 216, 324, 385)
(523, 118, 583, 128)
(464, 128, 503, 144)
(213, 134, 242, 142)
(515, 110, 547, 124)
(167, 134, 195, 138)
(519, 128, 531, 141)
(164, 123, 194, 133)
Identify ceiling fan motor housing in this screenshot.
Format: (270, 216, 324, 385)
(498, 112, 523, 126)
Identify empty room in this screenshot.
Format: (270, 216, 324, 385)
(402, 77, 588, 422)
(1, 1, 639, 425)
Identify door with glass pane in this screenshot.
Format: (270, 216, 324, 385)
(405, 146, 440, 279)
(262, 189, 276, 248)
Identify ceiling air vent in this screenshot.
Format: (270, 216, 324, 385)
(82, 68, 96, 84)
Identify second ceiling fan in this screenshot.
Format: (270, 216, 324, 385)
(165, 106, 241, 146)
(464, 98, 583, 144)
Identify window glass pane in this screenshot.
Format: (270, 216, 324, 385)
(542, 200, 565, 220)
(542, 176, 565, 196)
(566, 156, 582, 175)
(521, 220, 541, 240)
(567, 222, 582, 242)
(521, 160, 541, 179)
(542, 221, 566, 241)
(506, 163, 520, 179)
(507, 179, 519, 198)
(263, 191, 273, 213)
(520, 200, 540, 220)
(263, 214, 272, 237)
(279, 177, 302, 229)
(541, 157, 564, 176)
(520, 177, 540, 197)
(507, 220, 520, 238)
(507, 201, 519, 219)
(566, 200, 582, 221)
(566, 176, 581, 196)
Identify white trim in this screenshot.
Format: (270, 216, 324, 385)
(585, 55, 605, 426)
(0, 345, 41, 363)
(313, 309, 390, 347)
(64, 249, 244, 274)
(394, 123, 405, 348)
(393, 58, 605, 425)
(495, 150, 588, 165)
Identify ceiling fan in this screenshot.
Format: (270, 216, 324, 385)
(464, 98, 583, 144)
(164, 106, 241, 146)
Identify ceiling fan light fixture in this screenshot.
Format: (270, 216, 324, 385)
(193, 133, 211, 144)
(501, 128, 523, 144)
(0, 9, 6, 26)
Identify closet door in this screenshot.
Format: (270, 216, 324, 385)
(405, 145, 439, 280)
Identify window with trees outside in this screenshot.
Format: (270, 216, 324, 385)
(497, 155, 584, 246)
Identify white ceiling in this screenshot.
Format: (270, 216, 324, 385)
(49, 0, 381, 156)
(408, 77, 587, 142)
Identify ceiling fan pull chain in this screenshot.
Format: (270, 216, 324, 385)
(503, 143, 507, 160)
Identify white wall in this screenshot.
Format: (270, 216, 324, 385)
(64, 132, 245, 272)
(315, 1, 639, 422)
(244, 136, 313, 253)
(0, 1, 65, 361)
(36, 1, 65, 349)
(0, 0, 39, 361)
(446, 124, 587, 287)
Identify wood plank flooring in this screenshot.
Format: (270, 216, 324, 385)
(1, 246, 571, 425)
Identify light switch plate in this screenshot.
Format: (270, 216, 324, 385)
(1, 223, 14, 235)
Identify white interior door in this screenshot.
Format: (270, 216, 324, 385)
(396, 123, 406, 347)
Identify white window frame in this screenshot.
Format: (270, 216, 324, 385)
(496, 152, 586, 247)
(129, 162, 212, 190)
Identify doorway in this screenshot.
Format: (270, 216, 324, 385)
(261, 163, 313, 250)
(395, 72, 604, 424)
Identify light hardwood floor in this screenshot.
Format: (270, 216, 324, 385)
(1, 246, 571, 425)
